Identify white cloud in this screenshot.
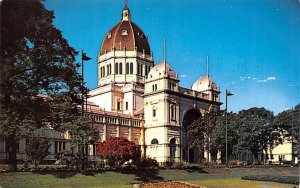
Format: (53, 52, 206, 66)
(257, 76, 276, 83)
(180, 74, 186, 78)
(231, 81, 236, 85)
(257, 80, 268, 83)
(267, 76, 276, 81)
(252, 77, 257, 80)
(240, 76, 246, 81)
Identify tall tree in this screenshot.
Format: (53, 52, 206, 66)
(210, 112, 238, 163)
(236, 108, 274, 162)
(187, 109, 223, 163)
(0, 0, 82, 171)
(274, 104, 300, 142)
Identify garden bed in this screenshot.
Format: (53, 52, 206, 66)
(241, 175, 299, 185)
(138, 181, 206, 188)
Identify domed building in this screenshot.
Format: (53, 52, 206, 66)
(0, 3, 222, 165)
(85, 3, 222, 163)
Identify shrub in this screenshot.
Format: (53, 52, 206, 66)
(241, 175, 299, 185)
(135, 157, 159, 169)
(25, 136, 51, 168)
(96, 137, 140, 169)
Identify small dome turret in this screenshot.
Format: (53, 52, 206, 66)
(148, 62, 177, 80)
(192, 76, 219, 92)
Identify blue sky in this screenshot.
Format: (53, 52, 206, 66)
(45, 0, 300, 114)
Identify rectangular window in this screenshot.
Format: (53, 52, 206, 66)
(115, 63, 118, 74)
(63, 142, 66, 150)
(126, 102, 128, 110)
(58, 141, 62, 151)
(55, 141, 58, 154)
(93, 144, 97, 156)
(153, 109, 156, 117)
(117, 102, 121, 110)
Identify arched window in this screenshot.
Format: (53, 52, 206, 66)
(170, 105, 175, 120)
(119, 63, 123, 74)
(107, 65, 109, 76)
(109, 64, 112, 75)
(126, 63, 129, 74)
(130, 63, 133, 74)
(103, 66, 105, 77)
(151, 138, 159, 145)
(115, 63, 118, 74)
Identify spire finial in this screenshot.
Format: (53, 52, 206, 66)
(206, 55, 209, 77)
(122, 0, 130, 21)
(164, 38, 166, 63)
(164, 38, 167, 74)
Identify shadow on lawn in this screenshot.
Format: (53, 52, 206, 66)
(33, 170, 77, 178)
(185, 166, 208, 173)
(33, 170, 103, 178)
(120, 169, 164, 182)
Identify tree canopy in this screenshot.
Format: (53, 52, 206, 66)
(274, 104, 300, 142)
(0, 0, 82, 171)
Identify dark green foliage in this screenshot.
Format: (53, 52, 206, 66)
(0, 0, 82, 171)
(236, 108, 274, 161)
(274, 104, 300, 142)
(135, 157, 159, 169)
(187, 109, 223, 162)
(25, 136, 51, 168)
(66, 116, 99, 170)
(241, 175, 299, 185)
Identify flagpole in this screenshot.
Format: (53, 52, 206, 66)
(81, 51, 84, 116)
(164, 38, 166, 74)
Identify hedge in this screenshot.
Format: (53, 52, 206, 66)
(241, 175, 299, 185)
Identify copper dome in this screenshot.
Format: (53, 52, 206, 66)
(100, 20, 151, 55)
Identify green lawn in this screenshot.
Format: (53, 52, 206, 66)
(0, 167, 299, 188)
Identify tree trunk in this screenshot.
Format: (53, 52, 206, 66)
(7, 135, 18, 172)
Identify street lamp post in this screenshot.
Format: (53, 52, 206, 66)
(81, 51, 91, 170)
(225, 89, 233, 167)
(81, 51, 91, 115)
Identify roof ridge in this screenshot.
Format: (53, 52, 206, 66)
(113, 21, 123, 51)
(127, 21, 136, 51)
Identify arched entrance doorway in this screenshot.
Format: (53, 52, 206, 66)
(169, 138, 176, 162)
(182, 108, 202, 163)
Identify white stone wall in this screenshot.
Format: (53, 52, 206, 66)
(88, 90, 113, 111)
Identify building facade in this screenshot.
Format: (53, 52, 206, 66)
(87, 4, 221, 163)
